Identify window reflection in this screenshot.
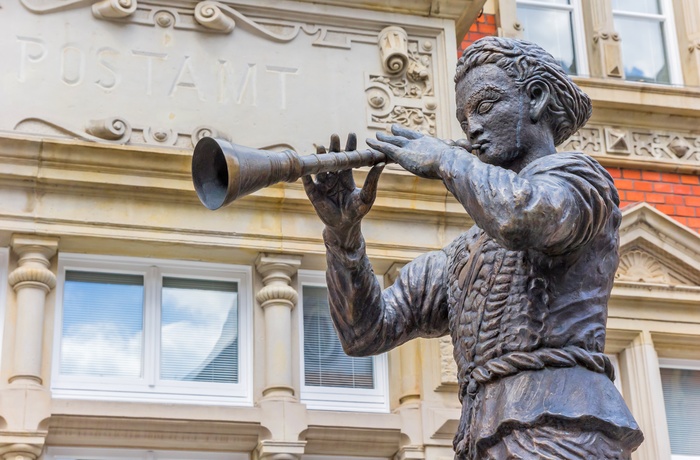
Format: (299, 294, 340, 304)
(518, 4, 578, 75)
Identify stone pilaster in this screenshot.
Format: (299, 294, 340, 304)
(583, 0, 624, 78)
(495, 0, 523, 39)
(7, 235, 58, 385)
(619, 332, 672, 460)
(255, 253, 302, 400)
(0, 235, 59, 460)
(679, 0, 700, 86)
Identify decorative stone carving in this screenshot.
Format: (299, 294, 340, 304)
(194, 1, 235, 33)
(616, 250, 671, 284)
(378, 26, 409, 75)
(92, 0, 137, 19)
(605, 127, 631, 155)
(365, 38, 437, 135)
(560, 124, 700, 167)
(558, 126, 603, 154)
(438, 336, 458, 389)
(14, 117, 227, 149)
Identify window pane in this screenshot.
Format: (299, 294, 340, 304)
(614, 15, 669, 83)
(303, 286, 374, 389)
(160, 277, 238, 383)
(660, 367, 700, 456)
(612, 0, 660, 14)
(518, 5, 578, 74)
(61, 271, 144, 378)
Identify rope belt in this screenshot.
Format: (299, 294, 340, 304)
(459, 346, 615, 402)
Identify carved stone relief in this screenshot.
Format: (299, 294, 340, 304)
(366, 30, 437, 135)
(560, 124, 700, 167)
(19, 0, 376, 47)
(616, 246, 698, 286)
(14, 116, 229, 149)
(438, 336, 458, 388)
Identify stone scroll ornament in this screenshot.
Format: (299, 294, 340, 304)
(299, 37, 644, 459)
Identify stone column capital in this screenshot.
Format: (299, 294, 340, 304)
(0, 442, 44, 460)
(8, 235, 59, 292)
(255, 253, 302, 309)
(255, 253, 302, 277)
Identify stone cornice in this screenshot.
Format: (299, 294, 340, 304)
(575, 77, 700, 117)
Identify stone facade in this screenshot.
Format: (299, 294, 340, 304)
(0, 1, 698, 460)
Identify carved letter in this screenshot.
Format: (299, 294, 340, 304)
(60, 45, 85, 86)
(265, 65, 298, 110)
(16, 36, 46, 83)
(131, 50, 167, 96)
(96, 47, 121, 91)
(237, 63, 257, 105)
(170, 56, 204, 100)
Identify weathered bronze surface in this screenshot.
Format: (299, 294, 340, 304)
(192, 137, 389, 209)
(302, 37, 644, 459)
(191, 36, 644, 459)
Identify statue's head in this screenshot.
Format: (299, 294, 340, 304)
(454, 37, 591, 168)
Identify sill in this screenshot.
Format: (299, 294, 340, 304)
(573, 77, 700, 117)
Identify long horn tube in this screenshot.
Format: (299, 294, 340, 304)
(192, 137, 388, 210)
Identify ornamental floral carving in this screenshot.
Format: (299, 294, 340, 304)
(365, 37, 437, 135)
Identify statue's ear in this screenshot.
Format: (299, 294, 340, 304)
(526, 80, 550, 123)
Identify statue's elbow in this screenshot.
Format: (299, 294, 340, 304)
(340, 338, 373, 357)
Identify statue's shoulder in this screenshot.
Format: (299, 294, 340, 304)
(523, 151, 614, 183)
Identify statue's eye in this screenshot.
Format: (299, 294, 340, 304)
(460, 120, 469, 133)
(477, 100, 495, 115)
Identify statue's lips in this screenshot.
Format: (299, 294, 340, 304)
(471, 141, 490, 154)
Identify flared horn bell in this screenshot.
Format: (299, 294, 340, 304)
(192, 137, 301, 210)
(192, 136, 389, 210)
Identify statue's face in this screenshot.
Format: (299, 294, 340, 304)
(456, 64, 544, 168)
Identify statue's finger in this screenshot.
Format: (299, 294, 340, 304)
(301, 174, 319, 199)
(454, 138, 472, 151)
(345, 133, 357, 152)
(391, 123, 423, 139)
(376, 131, 408, 147)
(367, 138, 400, 161)
(315, 144, 327, 155)
(330, 134, 341, 152)
(360, 161, 385, 204)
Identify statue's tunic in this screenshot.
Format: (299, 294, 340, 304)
(324, 151, 643, 458)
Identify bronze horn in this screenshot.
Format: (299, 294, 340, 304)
(192, 137, 389, 210)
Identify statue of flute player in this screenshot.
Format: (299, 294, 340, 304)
(302, 37, 643, 459)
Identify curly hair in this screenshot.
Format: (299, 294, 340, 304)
(455, 37, 591, 146)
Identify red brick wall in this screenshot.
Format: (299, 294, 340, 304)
(459, 13, 497, 56)
(608, 167, 700, 232)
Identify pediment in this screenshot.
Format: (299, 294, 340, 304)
(618, 203, 700, 288)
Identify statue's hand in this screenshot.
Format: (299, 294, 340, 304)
(367, 124, 466, 179)
(302, 133, 384, 239)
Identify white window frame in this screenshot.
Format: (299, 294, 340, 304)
(659, 357, 700, 460)
(0, 247, 8, 366)
(516, 0, 589, 77)
(44, 447, 249, 460)
(51, 253, 253, 406)
(297, 270, 389, 413)
(612, 0, 683, 85)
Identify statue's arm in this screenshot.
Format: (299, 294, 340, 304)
(323, 227, 450, 356)
(440, 152, 617, 255)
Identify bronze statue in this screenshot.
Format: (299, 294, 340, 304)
(301, 37, 644, 459)
(191, 37, 644, 459)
